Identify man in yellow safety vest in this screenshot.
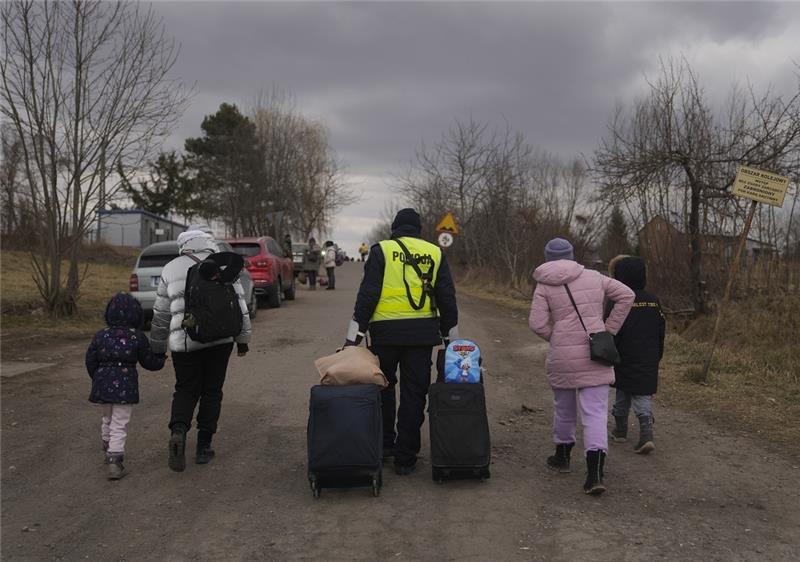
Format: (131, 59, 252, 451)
(344, 208, 459, 475)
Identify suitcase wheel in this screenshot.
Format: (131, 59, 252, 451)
(310, 478, 320, 499)
(371, 476, 381, 497)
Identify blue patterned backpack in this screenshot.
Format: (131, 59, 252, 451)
(438, 339, 482, 383)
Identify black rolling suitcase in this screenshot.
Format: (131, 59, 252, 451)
(429, 340, 490, 482)
(307, 384, 383, 498)
(428, 383, 491, 482)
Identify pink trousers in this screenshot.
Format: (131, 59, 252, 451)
(101, 404, 133, 455)
(552, 385, 609, 453)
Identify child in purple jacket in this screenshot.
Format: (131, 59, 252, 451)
(86, 293, 166, 480)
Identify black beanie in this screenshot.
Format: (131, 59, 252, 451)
(391, 208, 421, 233)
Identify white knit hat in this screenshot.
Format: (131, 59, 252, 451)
(177, 229, 212, 251)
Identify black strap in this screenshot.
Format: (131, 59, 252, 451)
(564, 285, 588, 335)
(394, 238, 436, 312)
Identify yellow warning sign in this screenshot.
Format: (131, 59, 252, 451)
(731, 165, 789, 207)
(435, 212, 459, 234)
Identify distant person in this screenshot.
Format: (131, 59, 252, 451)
(283, 233, 293, 257)
(359, 242, 369, 262)
(85, 293, 166, 480)
(606, 256, 665, 455)
(529, 238, 634, 495)
(323, 240, 337, 290)
(150, 230, 251, 471)
(345, 208, 458, 475)
(307, 237, 321, 290)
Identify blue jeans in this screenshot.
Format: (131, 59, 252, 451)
(612, 388, 653, 419)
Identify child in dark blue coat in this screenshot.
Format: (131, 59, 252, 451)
(86, 293, 166, 479)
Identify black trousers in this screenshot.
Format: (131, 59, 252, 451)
(371, 345, 433, 466)
(308, 269, 317, 288)
(326, 266, 335, 289)
(170, 343, 233, 439)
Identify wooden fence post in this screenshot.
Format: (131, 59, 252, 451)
(701, 199, 759, 382)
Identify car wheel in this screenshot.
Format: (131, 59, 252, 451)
(267, 279, 282, 308)
(248, 290, 258, 319)
(284, 277, 296, 301)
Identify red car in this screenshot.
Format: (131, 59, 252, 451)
(226, 236, 295, 308)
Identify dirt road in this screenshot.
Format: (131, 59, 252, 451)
(2, 263, 799, 561)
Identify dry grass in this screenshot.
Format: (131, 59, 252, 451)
(457, 274, 800, 451)
(661, 296, 800, 452)
(1, 248, 137, 350)
(457, 275, 532, 313)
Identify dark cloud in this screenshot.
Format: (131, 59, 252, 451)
(152, 1, 799, 251)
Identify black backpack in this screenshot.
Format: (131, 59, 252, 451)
(181, 252, 244, 343)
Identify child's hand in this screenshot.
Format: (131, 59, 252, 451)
(237, 343, 249, 357)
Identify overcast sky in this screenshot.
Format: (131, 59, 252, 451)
(152, 1, 800, 254)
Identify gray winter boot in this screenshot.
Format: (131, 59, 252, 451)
(107, 454, 127, 480)
(195, 431, 215, 465)
(611, 415, 628, 443)
(633, 415, 655, 454)
(168, 425, 187, 472)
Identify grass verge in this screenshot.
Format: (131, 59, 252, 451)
(1, 247, 137, 355)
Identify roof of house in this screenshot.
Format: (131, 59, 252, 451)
(638, 214, 774, 247)
(97, 208, 187, 229)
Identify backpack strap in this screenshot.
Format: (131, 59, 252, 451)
(394, 238, 436, 312)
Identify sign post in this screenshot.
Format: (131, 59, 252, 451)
(701, 166, 789, 381)
(435, 212, 459, 249)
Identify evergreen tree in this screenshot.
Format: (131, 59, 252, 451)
(120, 151, 195, 217)
(601, 206, 633, 262)
(184, 103, 264, 236)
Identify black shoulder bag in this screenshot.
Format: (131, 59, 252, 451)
(393, 238, 437, 312)
(564, 285, 620, 366)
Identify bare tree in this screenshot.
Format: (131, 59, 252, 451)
(1, 0, 189, 315)
(251, 89, 355, 240)
(364, 201, 401, 245)
(396, 117, 595, 290)
(593, 57, 800, 312)
(1, 122, 23, 236)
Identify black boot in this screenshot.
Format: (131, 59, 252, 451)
(196, 431, 215, 465)
(611, 415, 628, 443)
(168, 424, 187, 472)
(634, 415, 655, 454)
(546, 443, 574, 473)
(583, 450, 607, 495)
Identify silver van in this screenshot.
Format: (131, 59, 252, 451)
(130, 240, 257, 324)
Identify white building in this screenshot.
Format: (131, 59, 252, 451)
(96, 209, 186, 248)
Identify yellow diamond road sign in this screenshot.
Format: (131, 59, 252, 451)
(731, 165, 789, 207)
(435, 212, 459, 234)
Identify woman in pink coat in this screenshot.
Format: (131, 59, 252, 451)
(529, 238, 634, 495)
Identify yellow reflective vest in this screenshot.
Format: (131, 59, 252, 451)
(371, 237, 441, 322)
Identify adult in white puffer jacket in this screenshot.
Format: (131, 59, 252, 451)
(150, 230, 251, 471)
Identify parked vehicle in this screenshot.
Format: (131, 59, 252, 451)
(226, 236, 295, 308)
(130, 240, 257, 324)
(291, 243, 322, 277)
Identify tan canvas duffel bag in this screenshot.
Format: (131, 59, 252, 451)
(314, 346, 388, 387)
